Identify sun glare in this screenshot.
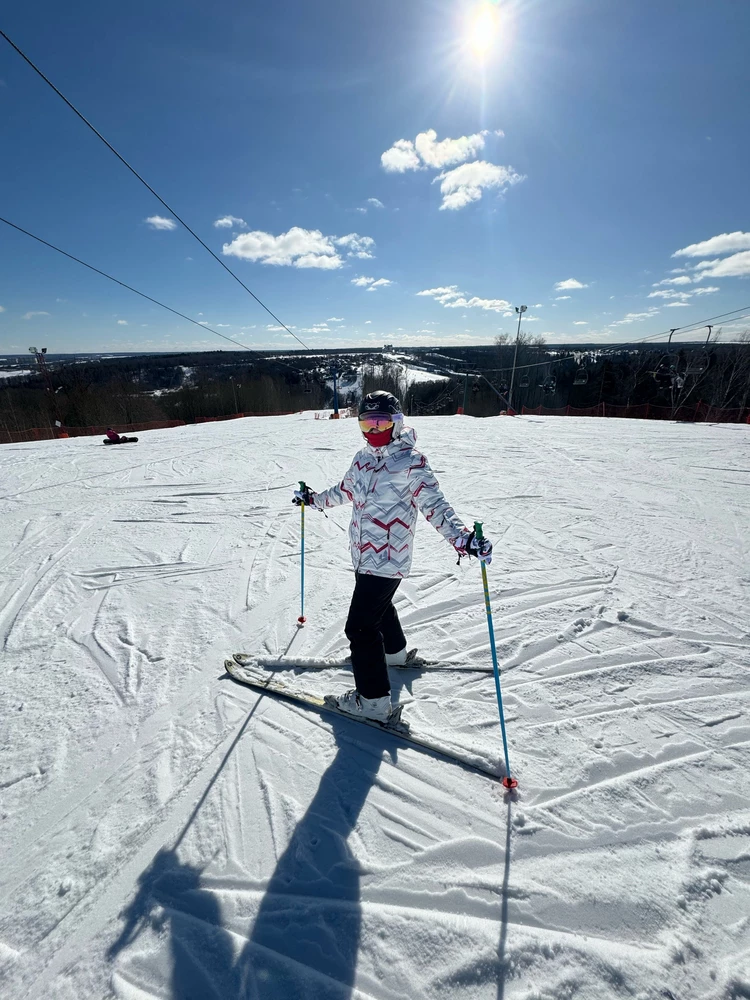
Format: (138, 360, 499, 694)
(467, 3, 499, 59)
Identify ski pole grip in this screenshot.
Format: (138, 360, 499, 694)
(299, 480, 307, 497)
(474, 520, 484, 541)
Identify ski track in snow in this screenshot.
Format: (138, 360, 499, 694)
(1, 414, 749, 1000)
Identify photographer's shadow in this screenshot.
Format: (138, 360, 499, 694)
(235, 714, 389, 999)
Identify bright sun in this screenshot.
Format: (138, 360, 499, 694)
(467, 3, 499, 58)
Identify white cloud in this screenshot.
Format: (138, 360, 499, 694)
(381, 129, 522, 211)
(691, 251, 750, 279)
(223, 227, 342, 269)
(417, 285, 461, 304)
(648, 290, 691, 300)
(673, 232, 750, 258)
(554, 278, 588, 291)
(382, 128, 498, 174)
(327, 316, 345, 322)
(367, 198, 384, 209)
(222, 228, 376, 269)
(298, 323, 331, 333)
(381, 139, 422, 173)
(145, 215, 177, 231)
(213, 215, 247, 229)
(22, 311, 50, 320)
(555, 295, 571, 300)
(573, 321, 588, 325)
(664, 301, 691, 308)
(669, 268, 687, 274)
(436, 161, 524, 210)
(532, 303, 544, 308)
(414, 128, 489, 169)
(335, 233, 376, 259)
(0, 305, 5, 313)
(612, 309, 660, 325)
(648, 285, 719, 301)
(416, 285, 510, 312)
(653, 276, 693, 286)
(365, 320, 372, 324)
(351, 276, 392, 291)
(117, 319, 128, 325)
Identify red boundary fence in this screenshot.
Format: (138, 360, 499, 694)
(3, 400, 748, 444)
(520, 401, 750, 424)
(0, 410, 298, 445)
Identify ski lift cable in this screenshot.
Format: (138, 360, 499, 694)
(0, 29, 312, 352)
(0, 215, 305, 374)
(429, 305, 750, 376)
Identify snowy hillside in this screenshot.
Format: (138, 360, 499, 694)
(1, 413, 749, 1000)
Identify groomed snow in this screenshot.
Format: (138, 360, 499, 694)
(1, 413, 749, 1000)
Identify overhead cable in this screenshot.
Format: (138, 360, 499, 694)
(429, 305, 750, 375)
(0, 28, 311, 351)
(0, 215, 301, 370)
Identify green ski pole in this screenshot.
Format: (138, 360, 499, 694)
(475, 521, 517, 791)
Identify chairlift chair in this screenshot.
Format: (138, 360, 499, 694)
(685, 353, 708, 376)
(519, 374, 530, 389)
(573, 366, 588, 386)
(653, 355, 678, 386)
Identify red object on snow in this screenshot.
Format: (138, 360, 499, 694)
(297, 616, 306, 625)
(502, 776, 519, 790)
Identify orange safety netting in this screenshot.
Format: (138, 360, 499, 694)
(520, 401, 750, 423)
(0, 411, 299, 445)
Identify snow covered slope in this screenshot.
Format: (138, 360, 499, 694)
(1, 413, 749, 1000)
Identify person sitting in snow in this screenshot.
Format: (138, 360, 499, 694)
(293, 390, 493, 724)
(105, 428, 122, 443)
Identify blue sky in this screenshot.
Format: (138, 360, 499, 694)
(1, 0, 749, 353)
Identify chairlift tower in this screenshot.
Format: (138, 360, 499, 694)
(331, 364, 340, 418)
(29, 346, 66, 434)
(507, 305, 527, 413)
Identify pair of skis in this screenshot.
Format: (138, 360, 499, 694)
(223, 651, 510, 784)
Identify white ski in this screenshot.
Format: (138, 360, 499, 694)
(223, 659, 505, 782)
(232, 649, 488, 671)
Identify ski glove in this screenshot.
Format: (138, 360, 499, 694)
(292, 487, 318, 509)
(455, 529, 493, 565)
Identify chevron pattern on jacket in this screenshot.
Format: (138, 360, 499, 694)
(313, 427, 468, 579)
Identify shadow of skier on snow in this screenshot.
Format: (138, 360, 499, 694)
(495, 797, 513, 999)
(107, 696, 263, 998)
(233, 714, 387, 999)
(107, 847, 240, 998)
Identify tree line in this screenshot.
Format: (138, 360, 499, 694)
(1, 337, 748, 435)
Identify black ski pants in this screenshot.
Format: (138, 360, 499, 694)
(345, 573, 406, 700)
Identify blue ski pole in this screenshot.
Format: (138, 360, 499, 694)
(298, 480, 307, 625)
(475, 521, 517, 791)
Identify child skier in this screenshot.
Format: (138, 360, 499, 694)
(293, 390, 493, 724)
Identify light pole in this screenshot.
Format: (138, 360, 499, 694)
(507, 305, 527, 413)
(230, 376, 239, 414)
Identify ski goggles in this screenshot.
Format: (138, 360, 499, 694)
(358, 413, 395, 435)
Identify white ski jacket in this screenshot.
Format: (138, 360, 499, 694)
(313, 427, 469, 579)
